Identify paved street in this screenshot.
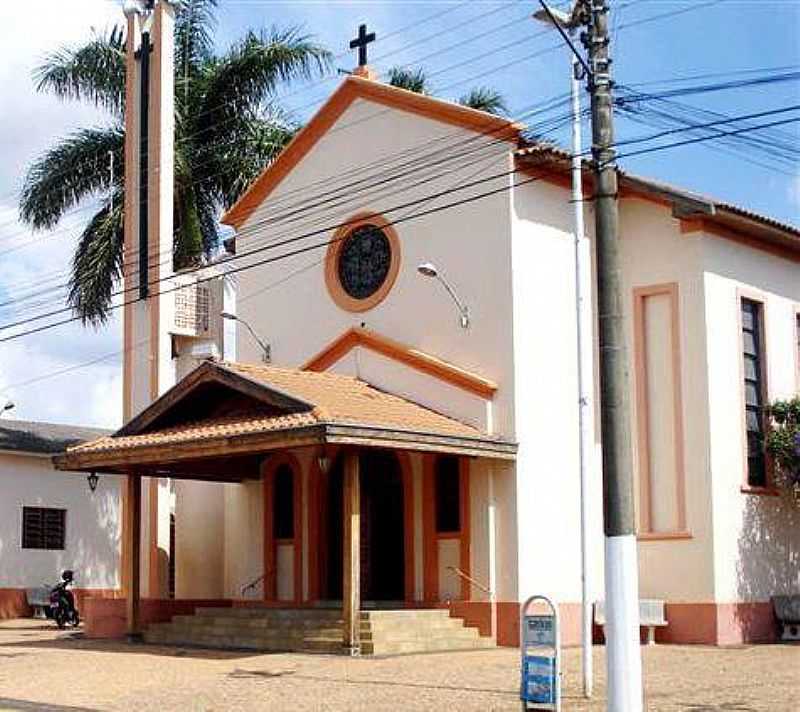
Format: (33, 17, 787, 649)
(0, 620, 797, 711)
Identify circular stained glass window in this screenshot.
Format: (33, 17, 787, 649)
(337, 224, 392, 300)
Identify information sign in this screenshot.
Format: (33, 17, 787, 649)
(519, 595, 560, 712)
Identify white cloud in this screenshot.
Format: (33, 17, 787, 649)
(788, 174, 800, 209)
(0, 2, 126, 428)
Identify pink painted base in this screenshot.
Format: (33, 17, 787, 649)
(82, 598, 232, 638)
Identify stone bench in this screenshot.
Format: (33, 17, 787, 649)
(25, 587, 51, 619)
(594, 599, 667, 645)
(772, 595, 800, 641)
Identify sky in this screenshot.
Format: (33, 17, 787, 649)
(0, 0, 797, 429)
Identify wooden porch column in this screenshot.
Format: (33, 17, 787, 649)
(342, 451, 360, 655)
(126, 473, 142, 639)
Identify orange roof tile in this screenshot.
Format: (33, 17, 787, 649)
(67, 362, 495, 458)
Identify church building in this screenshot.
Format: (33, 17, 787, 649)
(56, 1, 799, 652)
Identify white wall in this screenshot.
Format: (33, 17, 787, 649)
(510, 177, 594, 606)
(234, 97, 517, 436)
(0, 452, 121, 589)
(700, 234, 800, 603)
(618, 198, 716, 601)
(223, 480, 264, 598)
(174, 480, 225, 598)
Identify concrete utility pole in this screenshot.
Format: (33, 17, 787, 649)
(578, 1, 643, 709)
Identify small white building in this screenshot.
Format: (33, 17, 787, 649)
(0, 419, 121, 618)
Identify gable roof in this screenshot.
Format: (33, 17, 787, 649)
(221, 75, 524, 230)
(0, 419, 111, 456)
(515, 143, 800, 260)
(57, 361, 515, 471)
(302, 327, 497, 399)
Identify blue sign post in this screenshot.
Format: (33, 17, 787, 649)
(520, 595, 560, 711)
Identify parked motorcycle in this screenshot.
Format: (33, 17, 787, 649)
(50, 570, 79, 629)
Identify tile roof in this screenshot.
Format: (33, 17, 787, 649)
(0, 419, 112, 455)
(514, 142, 800, 240)
(68, 363, 490, 457)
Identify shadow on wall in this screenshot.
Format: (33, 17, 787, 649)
(736, 490, 800, 639)
(0, 484, 121, 591)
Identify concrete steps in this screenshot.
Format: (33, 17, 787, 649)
(143, 607, 493, 656)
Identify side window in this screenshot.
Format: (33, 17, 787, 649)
(741, 298, 767, 488)
(273, 464, 295, 540)
(435, 456, 461, 534)
(22, 507, 66, 550)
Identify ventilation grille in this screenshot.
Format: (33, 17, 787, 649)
(174, 282, 213, 337)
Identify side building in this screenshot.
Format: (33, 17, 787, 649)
(0, 420, 122, 618)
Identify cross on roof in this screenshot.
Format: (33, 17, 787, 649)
(349, 24, 376, 67)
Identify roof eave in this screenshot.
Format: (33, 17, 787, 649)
(53, 422, 516, 474)
(221, 75, 524, 230)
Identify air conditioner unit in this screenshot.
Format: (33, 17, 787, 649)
(172, 278, 223, 339)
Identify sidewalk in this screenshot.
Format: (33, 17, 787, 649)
(0, 619, 797, 710)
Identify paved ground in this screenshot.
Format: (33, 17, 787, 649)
(0, 620, 797, 711)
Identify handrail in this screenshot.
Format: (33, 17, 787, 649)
(447, 566, 493, 597)
(241, 571, 269, 597)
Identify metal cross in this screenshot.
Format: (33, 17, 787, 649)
(349, 24, 376, 67)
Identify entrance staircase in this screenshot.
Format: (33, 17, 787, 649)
(143, 607, 493, 655)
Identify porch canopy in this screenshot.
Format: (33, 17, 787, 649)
(54, 360, 515, 652)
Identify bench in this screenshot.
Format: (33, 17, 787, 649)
(772, 595, 800, 641)
(594, 599, 667, 645)
(25, 587, 51, 619)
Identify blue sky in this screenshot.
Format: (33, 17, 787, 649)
(0, 0, 797, 427)
(214, 0, 800, 223)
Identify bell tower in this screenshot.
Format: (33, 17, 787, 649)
(121, 0, 177, 600)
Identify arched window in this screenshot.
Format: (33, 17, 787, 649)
(273, 463, 295, 540)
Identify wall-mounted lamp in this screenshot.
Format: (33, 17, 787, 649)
(87, 472, 99, 493)
(221, 312, 271, 363)
(417, 262, 470, 329)
(317, 453, 332, 475)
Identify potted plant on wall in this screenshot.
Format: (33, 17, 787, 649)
(766, 395, 800, 504)
(765, 395, 800, 641)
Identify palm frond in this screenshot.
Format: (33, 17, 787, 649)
(175, 0, 217, 105)
(198, 110, 296, 209)
(457, 87, 508, 115)
(34, 25, 126, 114)
(198, 26, 331, 135)
(20, 126, 124, 230)
(387, 66, 429, 94)
(68, 193, 124, 326)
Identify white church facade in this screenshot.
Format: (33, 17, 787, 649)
(56, 0, 799, 650)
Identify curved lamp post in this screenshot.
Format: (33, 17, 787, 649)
(416, 262, 470, 329)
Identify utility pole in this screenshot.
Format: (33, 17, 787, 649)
(578, 1, 643, 709)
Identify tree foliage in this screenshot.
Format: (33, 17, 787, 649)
(387, 66, 508, 115)
(19, 0, 331, 325)
(766, 395, 800, 502)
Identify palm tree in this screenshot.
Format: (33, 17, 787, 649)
(19, 0, 331, 325)
(387, 66, 507, 115)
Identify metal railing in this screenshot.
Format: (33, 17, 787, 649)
(446, 566, 493, 597)
(240, 571, 269, 597)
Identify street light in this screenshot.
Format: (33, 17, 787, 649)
(87, 472, 100, 493)
(1, 400, 15, 417)
(416, 262, 470, 329)
(534, 0, 594, 700)
(221, 312, 271, 363)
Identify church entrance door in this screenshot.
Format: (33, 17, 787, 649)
(322, 450, 405, 602)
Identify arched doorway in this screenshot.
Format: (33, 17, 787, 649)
(322, 450, 405, 602)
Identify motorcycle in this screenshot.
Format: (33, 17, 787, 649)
(50, 569, 80, 629)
